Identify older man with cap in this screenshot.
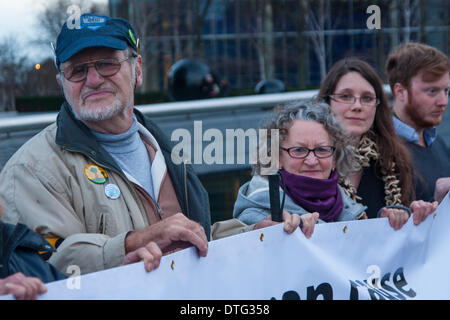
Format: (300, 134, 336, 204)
(0, 14, 210, 276)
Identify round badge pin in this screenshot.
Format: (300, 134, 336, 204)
(104, 183, 121, 200)
(84, 163, 108, 184)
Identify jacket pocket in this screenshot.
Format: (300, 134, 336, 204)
(96, 205, 118, 236)
(98, 213, 106, 234)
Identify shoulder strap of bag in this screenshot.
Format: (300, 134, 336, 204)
(268, 172, 283, 222)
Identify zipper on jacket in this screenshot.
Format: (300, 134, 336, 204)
(155, 202, 163, 218)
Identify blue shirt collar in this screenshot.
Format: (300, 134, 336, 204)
(392, 115, 437, 146)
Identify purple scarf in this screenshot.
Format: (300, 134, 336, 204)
(279, 169, 343, 222)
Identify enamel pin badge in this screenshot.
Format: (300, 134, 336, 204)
(84, 163, 108, 184)
(104, 183, 121, 200)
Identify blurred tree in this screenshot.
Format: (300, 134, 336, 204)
(0, 37, 29, 111)
(123, 0, 213, 91)
(240, 0, 275, 82)
(24, 58, 61, 97)
(192, 0, 213, 58)
(375, 0, 387, 82)
(127, 0, 160, 93)
(278, 0, 307, 88)
(301, 0, 326, 81)
(401, 0, 420, 43)
(299, 0, 344, 82)
(35, 0, 108, 45)
(389, 0, 400, 49)
(14, 0, 110, 99)
(418, 0, 427, 43)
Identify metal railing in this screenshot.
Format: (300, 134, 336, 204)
(0, 86, 392, 135)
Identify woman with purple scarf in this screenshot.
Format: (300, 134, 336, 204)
(233, 100, 410, 238)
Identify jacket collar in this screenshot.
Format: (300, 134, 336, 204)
(55, 102, 174, 173)
(55, 102, 121, 172)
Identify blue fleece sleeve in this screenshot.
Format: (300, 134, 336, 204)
(236, 208, 270, 225)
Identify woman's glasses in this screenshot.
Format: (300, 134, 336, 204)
(329, 93, 380, 107)
(281, 146, 336, 159)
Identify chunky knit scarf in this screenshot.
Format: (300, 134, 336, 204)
(339, 133, 403, 206)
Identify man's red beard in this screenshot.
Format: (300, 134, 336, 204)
(404, 90, 443, 129)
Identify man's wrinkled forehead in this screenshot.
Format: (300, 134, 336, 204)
(63, 47, 125, 66)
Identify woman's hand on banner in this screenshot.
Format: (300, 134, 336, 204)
(410, 200, 439, 226)
(282, 210, 319, 238)
(254, 210, 319, 238)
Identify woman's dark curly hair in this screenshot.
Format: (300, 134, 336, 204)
(254, 99, 360, 178)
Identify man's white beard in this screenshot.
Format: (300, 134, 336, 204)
(62, 65, 136, 122)
(75, 97, 124, 122)
(64, 82, 134, 122)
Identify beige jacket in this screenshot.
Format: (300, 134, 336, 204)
(0, 120, 186, 275)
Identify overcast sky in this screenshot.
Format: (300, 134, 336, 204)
(0, 0, 107, 62)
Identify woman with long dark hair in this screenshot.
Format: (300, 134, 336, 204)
(317, 57, 437, 221)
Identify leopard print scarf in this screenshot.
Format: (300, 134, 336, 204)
(340, 133, 403, 206)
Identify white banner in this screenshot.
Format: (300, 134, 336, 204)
(16, 193, 450, 300)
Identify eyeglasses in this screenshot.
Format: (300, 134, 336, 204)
(61, 55, 136, 82)
(281, 146, 336, 159)
(329, 93, 380, 107)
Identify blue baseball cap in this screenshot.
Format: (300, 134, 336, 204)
(55, 14, 138, 65)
